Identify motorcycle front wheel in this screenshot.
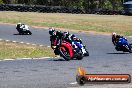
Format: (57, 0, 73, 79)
(59, 47, 71, 61)
(27, 30, 32, 35)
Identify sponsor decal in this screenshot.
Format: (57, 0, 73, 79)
(76, 67, 131, 85)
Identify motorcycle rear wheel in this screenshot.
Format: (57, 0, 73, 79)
(128, 44, 132, 53)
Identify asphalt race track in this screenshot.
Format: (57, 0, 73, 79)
(0, 24, 132, 88)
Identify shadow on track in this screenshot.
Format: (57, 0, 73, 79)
(47, 58, 66, 61)
(52, 59, 66, 61)
(13, 33, 20, 35)
(13, 33, 31, 35)
(107, 52, 130, 54)
(47, 58, 81, 61)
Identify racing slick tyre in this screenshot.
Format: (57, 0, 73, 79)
(24, 30, 32, 35)
(129, 44, 132, 53)
(59, 47, 71, 61)
(27, 31, 32, 35)
(84, 51, 89, 56)
(76, 52, 83, 60)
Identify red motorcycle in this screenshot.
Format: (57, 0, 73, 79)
(51, 38, 83, 61)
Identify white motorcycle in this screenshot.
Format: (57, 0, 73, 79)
(16, 23, 32, 35)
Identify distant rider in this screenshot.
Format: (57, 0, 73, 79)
(16, 23, 29, 31)
(112, 32, 131, 51)
(112, 32, 123, 46)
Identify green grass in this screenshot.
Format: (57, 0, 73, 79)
(0, 40, 54, 60)
(0, 11, 132, 35)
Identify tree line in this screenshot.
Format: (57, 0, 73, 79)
(0, 0, 130, 11)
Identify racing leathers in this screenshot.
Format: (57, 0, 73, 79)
(112, 35, 131, 51)
(112, 35, 123, 46)
(20, 24, 29, 31)
(16, 23, 29, 31)
(50, 31, 63, 55)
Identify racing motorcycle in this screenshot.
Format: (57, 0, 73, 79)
(51, 38, 84, 61)
(16, 24, 32, 35)
(114, 37, 132, 53)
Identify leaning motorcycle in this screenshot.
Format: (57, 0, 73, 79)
(16, 25, 32, 35)
(114, 38, 132, 53)
(51, 38, 83, 61)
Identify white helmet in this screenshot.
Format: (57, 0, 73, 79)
(16, 23, 22, 27)
(112, 32, 116, 36)
(17, 23, 22, 25)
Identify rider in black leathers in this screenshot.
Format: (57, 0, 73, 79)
(49, 28, 63, 55)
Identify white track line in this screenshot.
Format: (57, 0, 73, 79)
(0, 39, 48, 47)
(26, 43, 30, 45)
(22, 58, 32, 60)
(4, 59, 14, 61)
(127, 36, 132, 38)
(5, 40, 10, 42)
(39, 45, 44, 47)
(32, 44, 36, 46)
(0, 56, 54, 61)
(12, 41, 17, 43)
(20, 42, 24, 44)
(70, 82, 77, 85)
(33, 57, 51, 59)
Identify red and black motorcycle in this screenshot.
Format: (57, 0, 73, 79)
(51, 38, 83, 61)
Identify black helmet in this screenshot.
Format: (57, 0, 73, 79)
(71, 34, 75, 40)
(63, 31, 69, 38)
(49, 27, 55, 35)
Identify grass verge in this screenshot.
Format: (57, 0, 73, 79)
(0, 40, 54, 60)
(0, 11, 132, 35)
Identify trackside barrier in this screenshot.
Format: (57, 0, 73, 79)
(0, 4, 125, 15)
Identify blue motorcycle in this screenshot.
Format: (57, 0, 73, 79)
(72, 41, 89, 56)
(115, 37, 132, 53)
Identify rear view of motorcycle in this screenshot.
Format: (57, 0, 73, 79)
(16, 23, 32, 35)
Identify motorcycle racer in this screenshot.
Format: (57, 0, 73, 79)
(49, 28, 89, 56)
(16, 23, 29, 31)
(112, 32, 131, 52)
(49, 28, 63, 55)
(16, 23, 32, 35)
(63, 32, 88, 56)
